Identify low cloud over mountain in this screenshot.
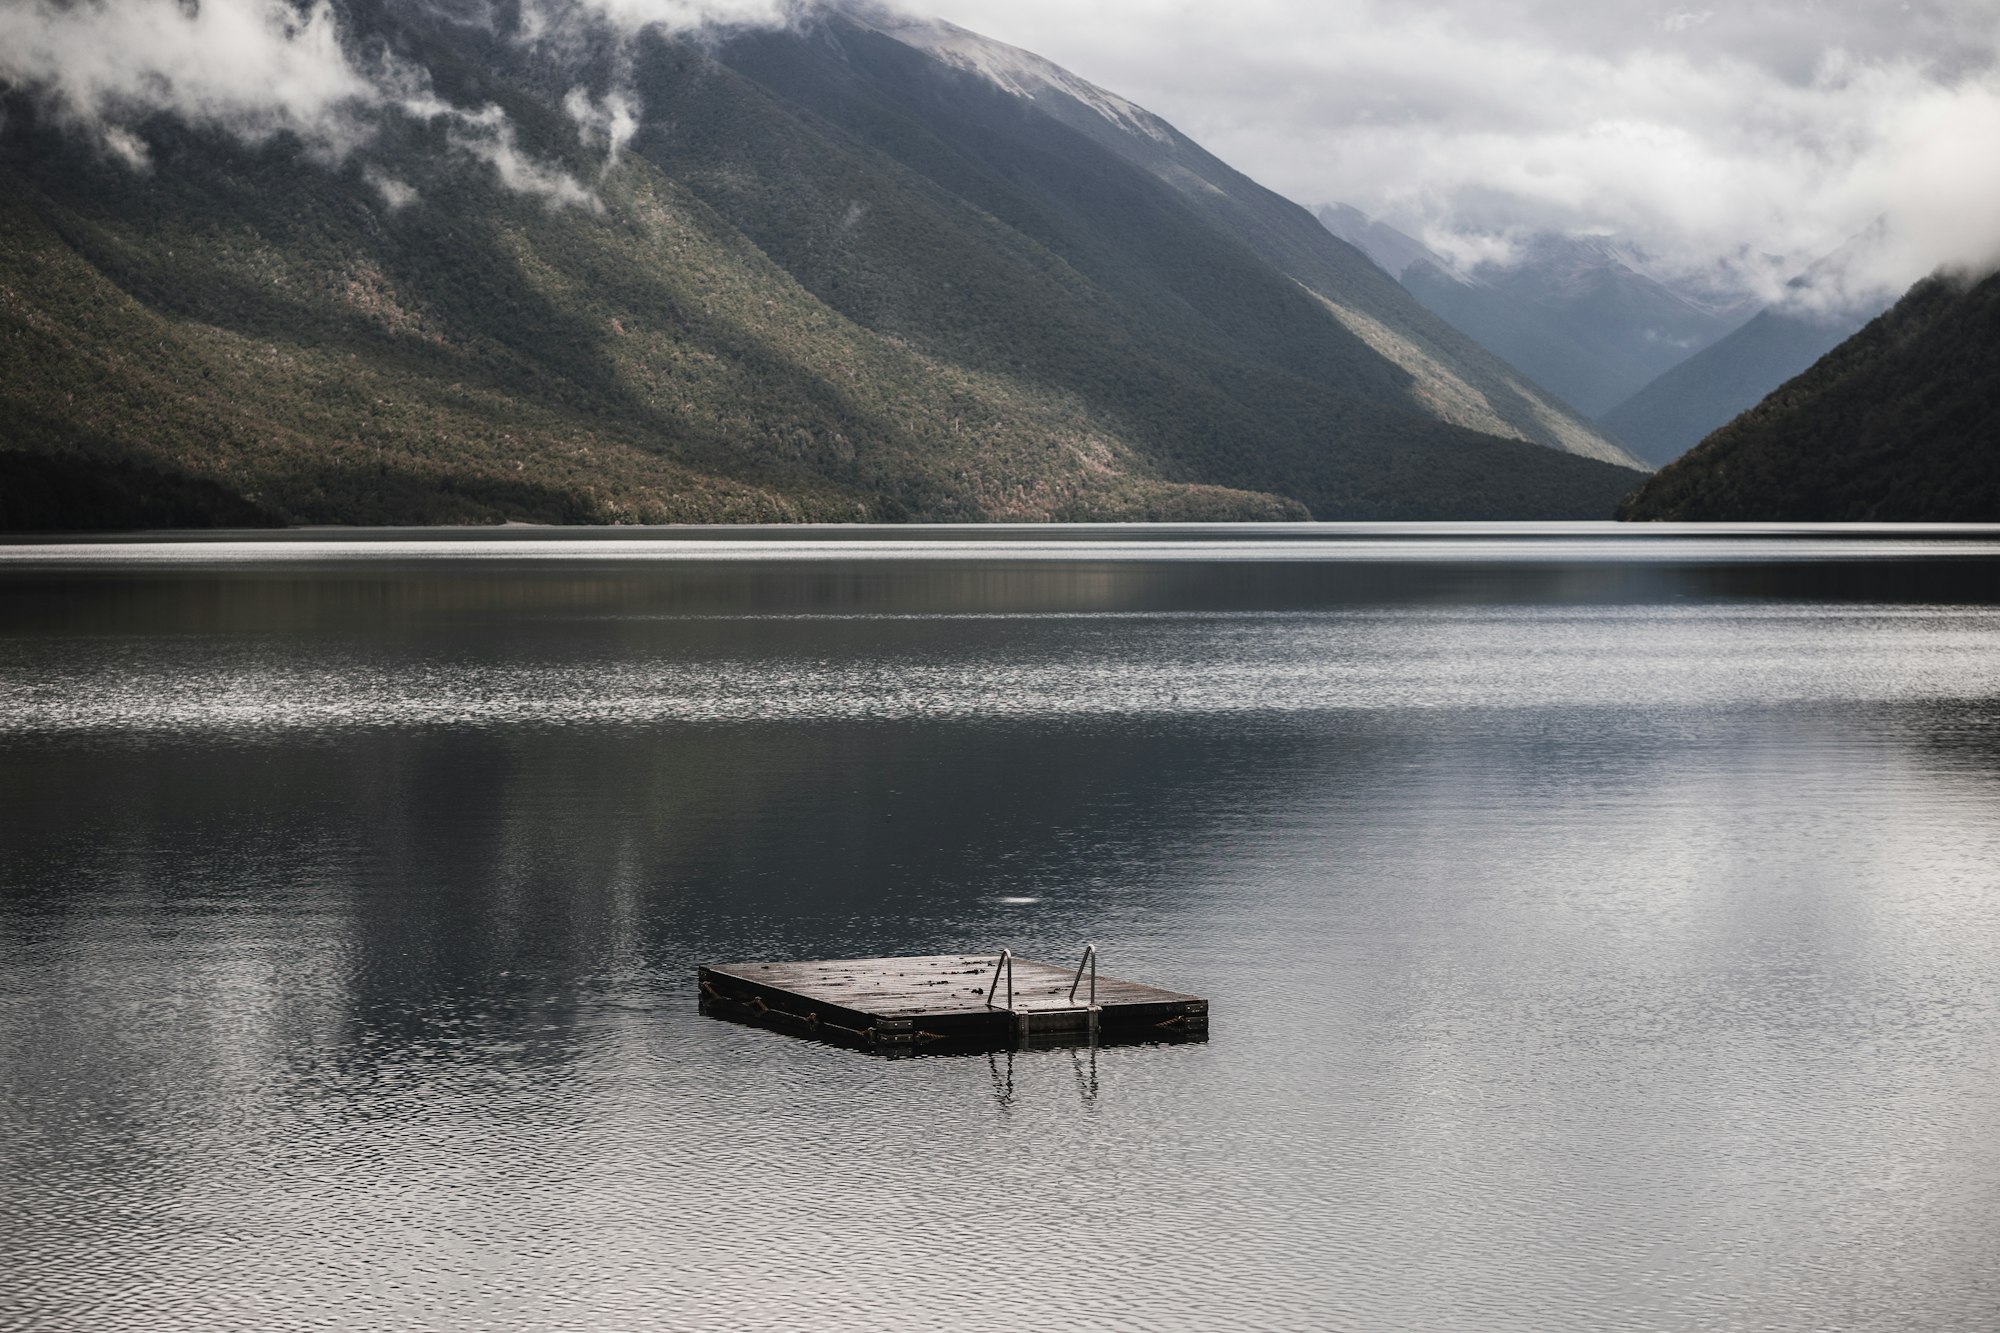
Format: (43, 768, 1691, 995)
(927, 0, 2000, 306)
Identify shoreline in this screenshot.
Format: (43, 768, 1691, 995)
(7, 518, 2000, 550)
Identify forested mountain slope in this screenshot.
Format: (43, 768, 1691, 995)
(821, 13, 1637, 466)
(0, 2, 1645, 527)
(1619, 270, 2000, 521)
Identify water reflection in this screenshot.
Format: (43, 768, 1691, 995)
(4, 539, 2000, 1331)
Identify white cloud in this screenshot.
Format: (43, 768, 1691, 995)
(564, 86, 641, 168)
(1658, 11, 1712, 36)
(1417, 227, 1520, 273)
(0, 0, 379, 165)
(0, 0, 606, 208)
(446, 104, 603, 210)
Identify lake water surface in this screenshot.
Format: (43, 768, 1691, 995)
(4, 525, 2000, 1331)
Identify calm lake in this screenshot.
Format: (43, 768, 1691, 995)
(4, 524, 1999, 1331)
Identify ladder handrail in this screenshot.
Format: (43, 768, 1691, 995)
(984, 949, 1014, 1011)
(1067, 943, 1097, 1006)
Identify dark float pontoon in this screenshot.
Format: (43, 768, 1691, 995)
(699, 947, 1208, 1054)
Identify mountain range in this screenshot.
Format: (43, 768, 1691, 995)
(1317, 205, 1755, 419)
(0, 1, 1647, 529)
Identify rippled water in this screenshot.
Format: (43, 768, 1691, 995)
(4, 526, 2000, 1332)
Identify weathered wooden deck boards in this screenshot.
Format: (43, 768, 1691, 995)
(699, 953, 1207, 1053)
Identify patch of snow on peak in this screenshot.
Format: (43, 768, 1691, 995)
(860, 13, 1175, 145)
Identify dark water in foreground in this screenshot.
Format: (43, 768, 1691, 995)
(4, 525, 2000, 1332)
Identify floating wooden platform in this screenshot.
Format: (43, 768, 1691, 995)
(699, 952, 1207, 1054)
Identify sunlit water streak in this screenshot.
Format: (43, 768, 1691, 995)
(3, 532, 1999, 1332)
(4, 605, 2000, 735)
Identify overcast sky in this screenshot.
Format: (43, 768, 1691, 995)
(921, 0, 2000, 292)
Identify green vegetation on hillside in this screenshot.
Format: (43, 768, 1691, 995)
(0, 5, 1647, 529)
(1619, 270, 2000, 521)
(2, 104, 1300, 526)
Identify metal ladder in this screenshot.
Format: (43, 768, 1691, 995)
(983, 944, 1100, 1042)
